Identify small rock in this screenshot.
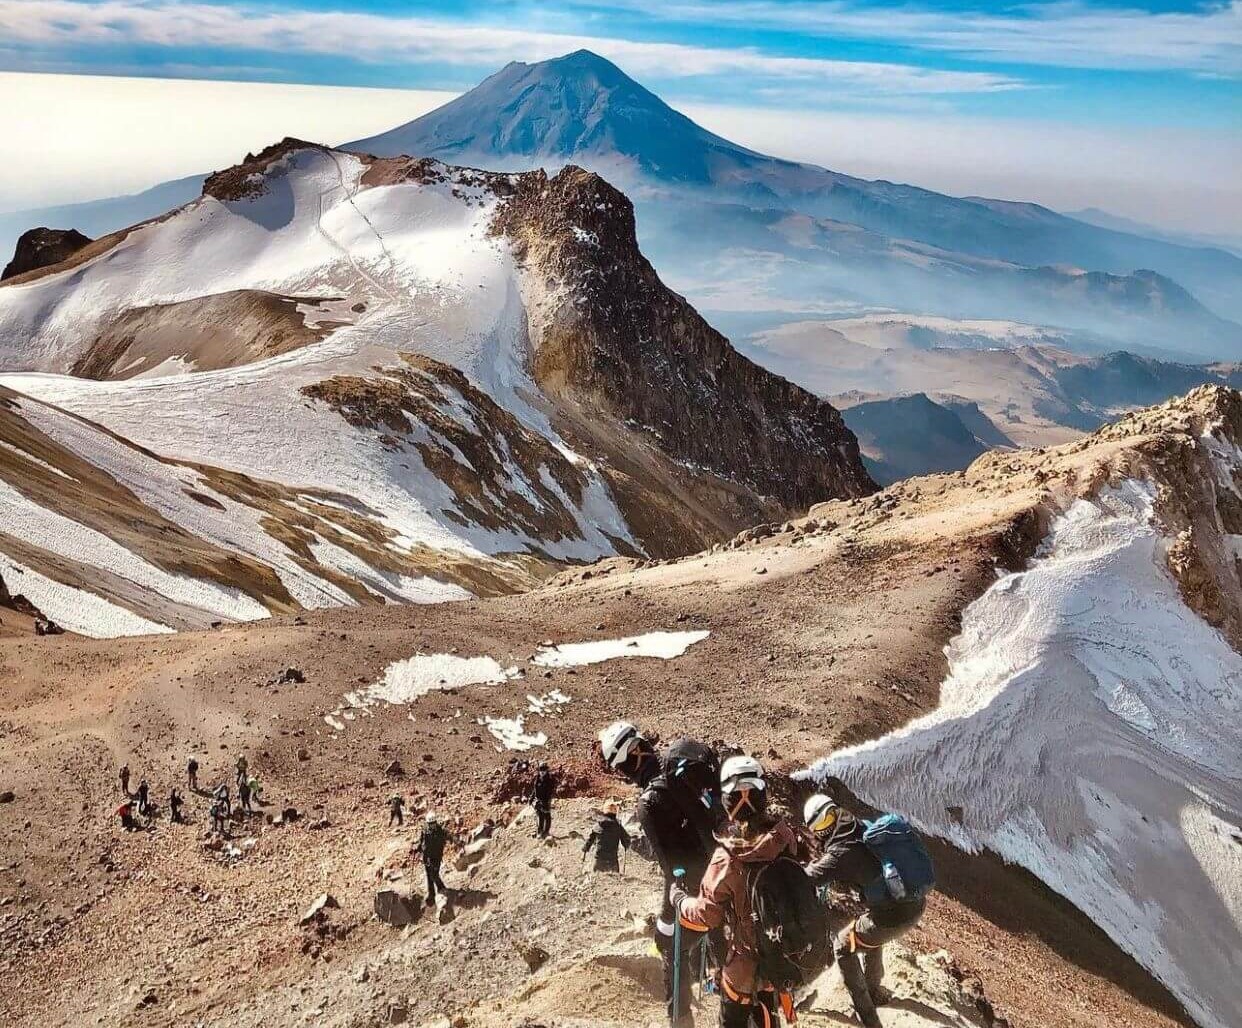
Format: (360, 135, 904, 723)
(374, 888, 422, 928)
(0, 791, 14, 804)
(297, 748, 310, 762)
(384, 760, 404, 777)
(300, 893, 339, 925)
(513, 939, 549, 973)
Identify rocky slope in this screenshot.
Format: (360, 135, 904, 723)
(0, 142, 871, 634)
(1, 387, 1235, 1028)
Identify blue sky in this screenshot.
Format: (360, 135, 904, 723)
(1, 1, 1239, 233)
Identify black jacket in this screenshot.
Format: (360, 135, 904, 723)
(806, 834, 883, 904)
(420, 822, 448, 864)
(531, 771, 555, 810)
(636, 765, 719, 898)
(583, 813, 631, 867)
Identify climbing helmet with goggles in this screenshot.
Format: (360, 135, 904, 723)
(599, 721, 645, 770)
(720, 754, 766, 819)
(803, 793, 838, 834)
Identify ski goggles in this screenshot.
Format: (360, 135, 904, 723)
(808, 803, 839, 834)
(722, 776, 765, 819)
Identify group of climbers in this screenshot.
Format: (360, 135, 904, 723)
(597, 721, 934, 1028)
(114, 753, 262, 835)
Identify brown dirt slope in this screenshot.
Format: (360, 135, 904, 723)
(4, 388, 1233, 1027)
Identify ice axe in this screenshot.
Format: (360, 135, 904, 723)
(672, 867, 686, 1021)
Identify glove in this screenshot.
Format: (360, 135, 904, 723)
(668, 881, 689, 912)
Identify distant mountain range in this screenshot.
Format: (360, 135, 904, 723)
(4, 50, 1240, 363)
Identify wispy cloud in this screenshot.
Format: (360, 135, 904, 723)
(0, 0, 1025, 94)
(576, 0, 1242, 76)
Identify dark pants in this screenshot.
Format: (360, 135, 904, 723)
(535, 805, 551, 838)
(656, 917, 698, 1026)
(836, 898, 925, 1026)
(424, 860, 447, 904)
(592, 854, 620, 873)
(390, 809, 403, 827)
(719, 991, 778, 1028)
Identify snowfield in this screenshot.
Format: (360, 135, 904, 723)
(807, 480, 1242, 1028)
(0, 147, 640, 634)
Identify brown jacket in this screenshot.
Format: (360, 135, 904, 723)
(677, 817, 800, 997)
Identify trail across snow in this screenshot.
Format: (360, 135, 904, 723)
(807, 480, 1242, 1028)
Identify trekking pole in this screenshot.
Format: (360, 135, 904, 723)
(672, 867, 685, 1023)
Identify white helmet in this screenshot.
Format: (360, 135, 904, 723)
(425, 811, 437, 822)
(804, 793, 855, 842)
(804, 793, 837, 833)
(599, 721, 645, 770)
(720, 755, 766, 819)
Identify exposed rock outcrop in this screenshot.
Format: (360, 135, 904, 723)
(491, 166, 876, 510)
(2, 228, 92, 281)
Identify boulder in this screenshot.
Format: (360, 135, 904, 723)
(386, 997, 409, 1024)
(435, 894, 456, 924)
(453, 837, 490, 871)
(300, 892, 339, 925)
(2, 227, 92, 281)
(374, 887, 422, 927)
(384, 760, 404, 777)
(0, 791, 14, 804)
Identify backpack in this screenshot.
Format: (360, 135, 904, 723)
(860, 814, 936, 905)
(748, 856, 831, 991)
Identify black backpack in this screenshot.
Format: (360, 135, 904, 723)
(748, 856, 831, 991)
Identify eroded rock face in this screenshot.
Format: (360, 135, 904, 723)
(492, 166, 876, 510)
(2, 228, 92, 281)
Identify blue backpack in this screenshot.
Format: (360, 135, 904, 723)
(861, 814, 935, 905)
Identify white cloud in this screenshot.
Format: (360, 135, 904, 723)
(581, 0, 1242, 76)
(0, 73, 453, 211)
(0, 0, 1024, 94)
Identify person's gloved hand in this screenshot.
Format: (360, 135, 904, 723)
(668, 881, 689, 912)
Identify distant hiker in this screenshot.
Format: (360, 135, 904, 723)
(117, 799, 136, 831)
(599, 721, 723, 1026)
(119, 764, 131, 796)
(169, 788, 184, 823)
(530, 762, 555, 839)
(238, 776, 252, 814)
(803, 795, 934, 1028)
(209, 800, 227, 835)
(247, 775, 262, 807)
(671, 756, 820, 1028)
(213, 782, 231, 816)
(235, 755, 248, 789)
(416, 812, 450, 906)
(582, 801, 631, 872)
(136, 778, 150, 817)
(388, 794, 405, 827)
(186, 757, 199, 791)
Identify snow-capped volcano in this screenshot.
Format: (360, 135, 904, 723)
(0, 141, 872, 635)
(349, 49, 778, 186)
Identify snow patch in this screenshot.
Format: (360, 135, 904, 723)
(349, 652, 520, 708)
(805, 480, 1242, 1028)
(531, 630, 710, 667)
(481, 715, 547, 751)
(0, 553, 172, 638)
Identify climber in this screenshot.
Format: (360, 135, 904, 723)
(238, 775, 252, 815)
(388, 793, 405, 827)
(119, 764, 130, 796)
(213, 782, 231, 817)
(136, 778, 150, 817)
(670, 754, 808, 1028)
(416, 812, 450, 906)
(582, 801, 631, 872)
(599, 721, 723, 1027)
(235, 754, 248, 789)
(803, 794, 935, 1028)
(117, 798, 136, 831)
(209, 799, 227, 835)
(169, 788, 184, 823)
(530, 761, 555, 839)
(186, 756, 199, 791)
